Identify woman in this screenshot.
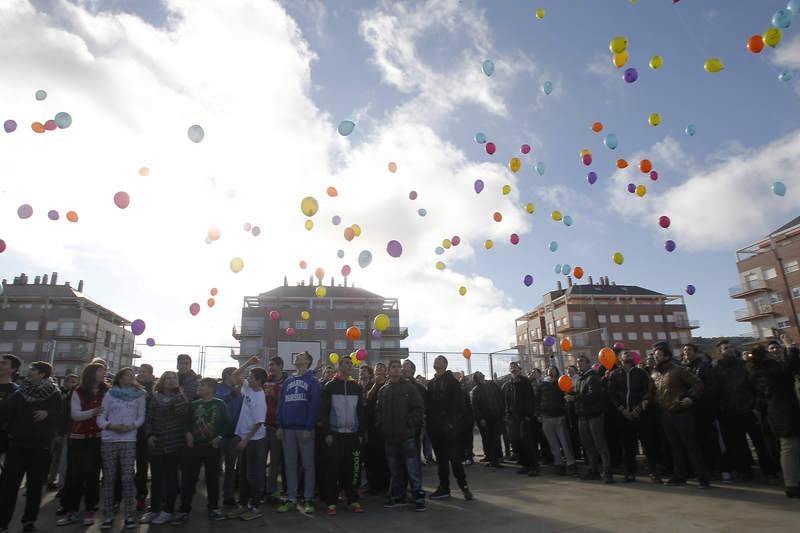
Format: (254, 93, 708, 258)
(96, 368, 146, 529)
(535, 366, 576, 476)
(139, 371, 189, 525)
(57, 363, 107, 527)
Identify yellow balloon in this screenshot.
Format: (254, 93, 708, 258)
(443, 239, 452, 249)
(579, 148, 592, 158)
(353, 359, 361, 367)
(613, 252, 624, 265)
(609, 35, 628, 54)
(315, 286, 327, 298)
(535, 8, 545, 19)
(300, 196, 319, 217)
(301, 311, 310, 320)
(458, 286, 467, 296)
(329, 352, 339, 364)
(435, 261, 446, 271)
(509, 157, 521, 173)
(764, 27, 782, 48)
(352, 224, 362, 237)
(373, 313, 390, 331)
(304, 219, 314, 231)
(648, 113, 661, 127)
(636, 184, 647, 197)
(649, 55, 663, 69)
(704, 57, 724, 73)
(525, 202, 535, 214)
(551, 210, 562, 221)
(230, 257, 244, 273)
(502, 184, 511, 195)
(484, 239, 493, 250)
(612, 51, 628, 69)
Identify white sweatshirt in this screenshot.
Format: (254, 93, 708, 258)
(96, 390, 146, 442)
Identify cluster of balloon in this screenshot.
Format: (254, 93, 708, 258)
(580, 149, 592, 166)
(337, 120, 355, 136)
(230, 257, 244, 273)
(300, 196, 318, 231)
(463, 348, 472, 360)
(187, 124, 204, 143)
(557, 375, 573, 392)
(599, 347, 617, 370)
(772, 181, 787, 196)
(346, 326, 361, 341)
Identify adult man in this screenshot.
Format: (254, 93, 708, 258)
(715, 339, 778, 482)
(425, 356, 472, 500)
(0, 361, 62, 532)
(215, 366, 244, 505)
(502, 362, 538, 476)
(276, 351, 321, 514)
(263, 357, 287, 502)
(377, 360, 425, 511)
(320, 355, 365, 515)
(608, 351, 653, 482)
(572, 355, 612, 483)
(682, 343, 722, 475)
(650, 342, 709, 488)
(0, 354, 21, 461)
(177, 354, 199, 402)
(402, 360, 427, 462)
(48, 373, 78, 490)
(365, 363, 389, 493)
(470, 372, 504, 468)
(135, 364, 155, 510)
(454, 372, 476, 465)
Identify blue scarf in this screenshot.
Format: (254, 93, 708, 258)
(110, 386, 145, 401)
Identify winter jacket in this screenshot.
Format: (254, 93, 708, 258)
(714, 357, 755, 415)
(502, 375, 535, 419)
(70, 387, 107, 438)
(686, 357, 720, 413)
(748, 347, 800, 438)
(607, 366, 651, 412)
(96, 387, 147, 442)
(179, 370, 200, 402)
(425, 371, 465, 437)
(574, 370, 607, 418)
(470, 381, 504, 421)
(0, 383, 62, 450)
(277, 370, 321, 431)
(187, 398, 232, 446)
(535, 380, 566, 418)
(320, 376, 365, 435)
(376, 379, 423, 444)
(651, 363, 703, 414)
(145, 390, 190, 455)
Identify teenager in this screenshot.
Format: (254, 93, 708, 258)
(264, 356, 287, 501)
(134, 364, 155, 511)
(215, 366, 244, 505)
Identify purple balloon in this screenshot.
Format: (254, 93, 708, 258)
(627, 183, 636, 193)
(649, 171, 659, 181)
(4, 120, 17, 133)
(474, 179, 484, 194)
(623, 67, 638, 83)
(587, 171, 598, 185)
(47, 210, 59, 221)
(146, 338, 156, 347)
(523, 274, 533, 287)
(251, 226, 261, 237)
(17, 204, 33, 219)
(665, 240, 676, 252)
(332, 215, 341, 225)
(372, 329, 382, 339)
(543, 335, 556, 347)
(131, 319, 146, 336)
(386, 240, 403, 258)
(686, 284, 696, 295)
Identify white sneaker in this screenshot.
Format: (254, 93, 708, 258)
(151, 512, 173, 525)
(139, 511, 156, 524)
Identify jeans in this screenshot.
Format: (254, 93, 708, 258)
(62, 438, 102, 513)
(0, 446, 50, 527)
(385, 438, 423, 501)
(238, 438, 266, 507)
(180, 445, 221, 512)
(150, 452, 180, 513)
(324, 433, 361, 505)
(542, 416, 575, 466)
(48, 434, 65, 485)
(430, 434, 467, 491)
(506, 416, 537, 469)
(282, 429, 315, 502)
(422, 426, 434, 460)
(221, 436, 239, 501)
(477, 417, 504, 465)
(694, 408, 721, 473)
(266, 426, 284, 496)
(462, 417, 475, 461)
(662, 410, 707, 480)
(134, 433, 150, 500)
(615, 412, 642, 475)
(640, 408, 669, 475)
(579, 414, 611, 474)
(718, 411, 779, 477)
(779, 436, 800, 488)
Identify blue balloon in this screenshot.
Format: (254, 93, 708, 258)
(549, 240, 558, 252)
(35, 89, 47, 101)
(604, 133, 618, 150)
(482, 59, 495, 77)
(563, 215, 573, 227)
(435, 246, 445, 255)
(54, 112, 72, 129)
(773, 8, 793, 28)
(542, 81, 553, 95)
(337, 249, 344, 258)
(358, 250, 373, 268)
(337, 120, 355, 136)
(789, 0, 800, 15)
(773, 181, 787, 197)
(555, 264, 562, 274)
(536, 161, 545, 176)
(779, 70, 793, 82)
(475, 132, 487, 144)
(417, 208, 427, 217)
(685, 123, 697, 136)
(562, 264, 571, 276)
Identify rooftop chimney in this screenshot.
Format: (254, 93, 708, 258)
(309, 275, 314, 286)
(556, 280, 562, 291)
(42, 274, 48, 285)
(300, 280, 305, 286)
(588, 275, 593, 285)
(330, 276, 334, 287)
(567, 276, 573, 287)
(51, 272, 58, 285)
(611, 281, 616, 286)
(283, 276, 288, 287)
(34, 275, 41, 285)
(18, 274, 28, 285)
(65, 282, 71, 288)
(344, 277, 348, 288)
(77, 280, 84, 292)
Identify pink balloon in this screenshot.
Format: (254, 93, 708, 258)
(269, 310, 280, 321)
(631, 351, 641, 365)
(341, 265, 351, 276)
(521, 144, 531, 154)
(286, 327, 295, 337)
(486, 142, 496, 155)
(356, 348, 368, 361)
(44, 120, 57, 131)
(114, 191, 130, 209)
(510, 233, 520, 245)
(649, 171, 659, 181)
(658, 215, 671, 229)
(612, 342, 625, 350)
(409, 191, 417, 200)
(451, 236, 461, 246)
(582, 154, 592, 166)
(189, 303, 201, 316)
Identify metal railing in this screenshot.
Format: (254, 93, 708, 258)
(674, 319, 700, 329)
(735, 303, 774, 321)
(729, 280, 767, 297)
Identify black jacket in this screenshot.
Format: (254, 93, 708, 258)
(0, 387, 62, 450)
(470, 381, 504, 421)
(685, 357, 719, 413)
(502, 375, 535, 419)
(575, 370, 607, 418)
(319, 377, 365, 436)
(425, 371, 465, 437)
(715, 357, 754, 415)
(535, 380, 565, 418)
(377, 379, 424, 444)
(607, 366, 651, 412)
(748, 347, 800, 438)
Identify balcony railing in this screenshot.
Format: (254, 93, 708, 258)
(729, 280, 768, 298)
(557, 321, 587, 332)
(674, 319, 700, 329)
(735, 303, 775, 321)
(380, 327, 409, 339)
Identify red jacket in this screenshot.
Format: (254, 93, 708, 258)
(71, 387, 106, 438)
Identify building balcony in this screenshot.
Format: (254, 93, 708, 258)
(729, 280, 768, 298)
(380, 327, 409, 339)
(372, 347, 410, 359)
(557, 322, 588, 333)
(54, 351, 92, 362)
(232, 325, 262, 340)
(674, 319, 700, 329)
(735, 304, 776, 322)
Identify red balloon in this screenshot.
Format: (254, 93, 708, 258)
(658, 215, 671, 229)
(485, 142, 496, 155)
(269, 310, 280, 321)
(113, 191, 130, 209)
(747, 34, 764, 54)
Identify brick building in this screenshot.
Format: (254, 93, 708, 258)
(730, 216, 800, 342)
(515, 276, 698, 369)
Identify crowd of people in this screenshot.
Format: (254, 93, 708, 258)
(0, 335, 798, 531)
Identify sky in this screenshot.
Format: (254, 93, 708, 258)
(1, 0, 799, 376)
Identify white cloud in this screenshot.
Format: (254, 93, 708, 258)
(773, 34, 800, 70)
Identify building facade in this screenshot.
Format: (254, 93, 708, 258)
(233, 277, 409, 367)
(0, 272, 136, 377)
(515, 276, 699, 369)
(730, 216, 800, 342)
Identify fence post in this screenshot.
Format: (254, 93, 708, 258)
(488, 352, 494, 381)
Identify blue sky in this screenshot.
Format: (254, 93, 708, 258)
(2, 0, 800, 374)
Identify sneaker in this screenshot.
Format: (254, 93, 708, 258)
(649, 473, 663, 484)
(429, 487, 451, 499)
(240, 507, 263, 521)
(139, 511, 156, 524)
(528, 467, 540, 477)
(461, 487, 473, 501)
(580, 471, 601, 481)
(124, 517, 138, 529)
(150, 511, 173, 525)
(624, 474, 636, 483)
(415, 499, 426, 512)
(100, 519, 113, 530)
(302, 502, 315, 514)
(383, 497, 405, 508)
(516, 468, 530, 475)
(170, 512, 189, 524)
(604, 473, 615, 484)
(208, 509, 226, 521)
(663, 478, 687, 486)
(82, 512, 95, 526)
(566, 464, 578, 476)
(350, 502, 364, 513)
(276, 502, 294, 513)
(463, 458, 474, 466)
(698, 476, 711, 489)
(556, 465, 567, 476)
(326, 505, 337, 516)
(56, 514, 79, 526)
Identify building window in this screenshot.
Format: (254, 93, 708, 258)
(19, 303, 33, 310)
(777, 316, 791, 329)
(104, 331, 111, 348)
(46, 321, 58, 331)
(240, 340, 259, 354)
(654, 315, 664, 323)
(764, 267, 777, 280)
(598, 315, 607, 324)
(610, 315, 620, 323)
(21, 342, 36, 353)
(25, 321, 39, 331)
(242, 318, 263, 334)
(334, 321, 347, 330)
(624, 315, 634, 323)
(279, 320, 290, 330)
(669, 332, 679, 340)
(295, 320, 308, 330)
(383, 339, 399, 348)
(0, 342, 13, 352)
(666, 315, 675, 323)
(3, 321, 18, 331)
(643, 332, 653, 340)
(639, 315, 650, 323)
(353, 321, 366, 330)
(785, 260, 799, 274)
(334, 340, 347, 350)
(792, 287, 800, 299)
(372, 339, 382, 349)
(769, 292, 784, 303)
(354, 340, 366, 350)
(319, 340, 327, 350)
(657, 332, 667, 340)
(612, 332, 623, 341)
(314, 320, 327, 330)
(627, 332, 638, 341)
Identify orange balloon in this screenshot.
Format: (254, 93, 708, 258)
(599, 347, 617, 370)
(66, 211, 79, 222)
(210, 288, 218, 296)
(326, 186, 338, 197)
(314, 267, 325, 280)
(388, 162, 398, 173)
(299, 260, 307, 269)
(616, 159, 628, 169)
(493, 212, 503, 222)
(207, 298, 215, 307)
(463, 348, 472, 359)
(346, 326, 361, 341)
(560, 338, 573, 352)
(573, 266, 584, 279)
(138, 167, 150, 176)
(591, 122, 603, 133)
(639, 159, 652, 173)
(344, 227, 355, 241)
(31, 122, 45, 133)
(747, 34, 764, 54)
(557, 375, 573, 393)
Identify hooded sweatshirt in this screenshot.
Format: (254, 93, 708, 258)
(277, 369, 321, 430)
(96, 386, 147, 442)
(320, 374, 364, 435)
